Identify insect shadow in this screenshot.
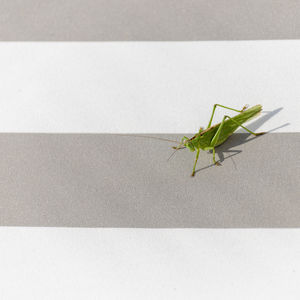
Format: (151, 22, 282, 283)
(194, 107, 289, 174)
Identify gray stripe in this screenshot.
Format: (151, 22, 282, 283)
(0, 0, 300, 41)
(0, 133, 299, 228)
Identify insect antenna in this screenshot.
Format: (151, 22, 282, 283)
(167, 142, 186, 161)
(114, 133, 186, 161)
(114, 134, 181, 144)
(167, 148, 179, 161)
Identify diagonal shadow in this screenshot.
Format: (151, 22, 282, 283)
(236, 107, 288, 133)
(195, 149, 241, 174)
(220, 107, 289, 148)
(194, 134, 262, 174)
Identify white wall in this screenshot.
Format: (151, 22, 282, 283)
(0, 41, 299, 133)
(1, 228, 300, 300)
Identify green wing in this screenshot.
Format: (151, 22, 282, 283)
(204, 104, 262, 147)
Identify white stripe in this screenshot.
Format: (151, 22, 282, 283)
(0, 228, 300, 299)
(0, 41, 299, 133)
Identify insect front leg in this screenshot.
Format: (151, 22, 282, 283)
(207, 104, 247, 128)
(191, 148, 200, 177)
(172, 136, 189, 150)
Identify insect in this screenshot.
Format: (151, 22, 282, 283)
(172, 104, 266, 177)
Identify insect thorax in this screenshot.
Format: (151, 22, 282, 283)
(185, 135, 209, 152)
(185, 141, 196, 152)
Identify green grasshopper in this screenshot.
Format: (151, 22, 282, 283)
(172, 104, 266, 176)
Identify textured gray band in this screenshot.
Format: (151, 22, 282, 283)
(0, 0, 300, 41)
(0, 133, 299, 227)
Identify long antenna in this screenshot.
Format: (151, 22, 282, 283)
(167, 148, 179, 161)
(114, 134, 181, 144)
(167, 142, 186, 161)
(113, 133, 186, 161)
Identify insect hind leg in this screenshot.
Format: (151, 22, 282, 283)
(222, 115, 266, 136)
(207, 104, 247, 128)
